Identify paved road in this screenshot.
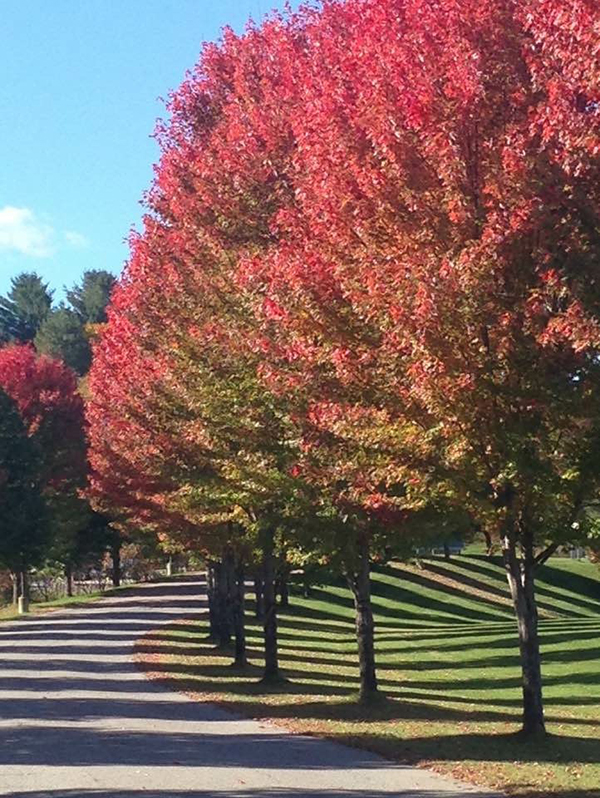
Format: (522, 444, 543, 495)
(0, 576, 501, 798)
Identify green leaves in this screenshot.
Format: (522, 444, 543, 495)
(35, 306, 91, 375)
(0, 387, 48, 571)
(0, 272, 53, 344)
(66, 269, 116, 325)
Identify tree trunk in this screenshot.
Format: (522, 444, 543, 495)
(65, 565, 73, 597)
(11, 572, 18, 605)
(302, 570, 312, 598)
(111, 542, 121, 587)
(261, 528, 280, 683)
(277, 574, 290, 608)
(206, 560, 219, 641)
(503, 530, 545, 737)
(443, 542, 451, 560)
(223, 548, 238, 651)
(232, 560, 247, 668)
(18, 570, 29, 601)
(215, 558, 232, 648)
(347, 534, 378, 701)
(483, 529, 494, 558)
(254, 575, 265, 621)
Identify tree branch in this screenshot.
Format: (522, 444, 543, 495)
(534, 542, 560, 569)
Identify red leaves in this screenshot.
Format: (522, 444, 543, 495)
(0, 344, 85, 487)
(261, 296, 287, 321)
(0, 345, 82, 431)
(86, 0, 600, 552)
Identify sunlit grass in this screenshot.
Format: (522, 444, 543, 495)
(137, 555, 600, 797)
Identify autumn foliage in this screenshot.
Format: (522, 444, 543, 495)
(88, 0, 600, 735)
(0, 345, 86, 486)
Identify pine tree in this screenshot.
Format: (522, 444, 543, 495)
(35, 306, 91, 375)
(66, 269, 116, 324)
(0, 272, 53, 343)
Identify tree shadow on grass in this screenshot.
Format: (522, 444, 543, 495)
(417, 561, 510, 601)
(288, 624, 597, 690)
(139, 618, 600, 727)
(140, 650, 598, 729)
(537, 562, 600, 604)
(442, 557, 597, 620)
(287, 587, 479, 629)
(340, 727, 600, 769)
(373, 565, 512, 623)
(417, 558, 600, 619)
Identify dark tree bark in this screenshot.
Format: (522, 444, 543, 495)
(232, 560, 247, 668)
(261, 528, 280, 683)
(215, 558, 232, 648)
(65, 565, 73, 597)
(111, 542, 121, 588)
(503, 528, 545, 737)
(277, 574, 290, 608)
(302, 571, 312, 598)
(347, 534, 378, 701)
(18, 571, 29, 601)
(206, 560, 219, 641)
(483, 529, 494, 557)
(254, 574, 265, 620)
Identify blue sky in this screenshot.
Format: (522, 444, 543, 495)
(0, 0, 290, 300)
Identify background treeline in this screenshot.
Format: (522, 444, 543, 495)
(84, 0, 600, 744)
(0, 270, 166, 606)
(0, 269, 115, 374)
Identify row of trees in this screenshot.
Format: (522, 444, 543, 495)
(0, 271, 120, 601)
(87, 0, 600, 738)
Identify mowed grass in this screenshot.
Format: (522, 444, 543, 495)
(136, 555, 600, 798)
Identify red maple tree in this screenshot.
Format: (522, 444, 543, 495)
(0, 344, 86, 487)
(87, 0, 600, 734)
(225, 0, 600, 734)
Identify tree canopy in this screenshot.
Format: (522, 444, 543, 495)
(0, 387, 47, 573)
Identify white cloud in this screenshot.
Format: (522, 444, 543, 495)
(0, 206, 55, 258)
(64, 230, 89, 249)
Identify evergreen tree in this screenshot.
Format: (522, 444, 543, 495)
(66, 270, 116, 324)
(35, 306, 91, 375)
(0, 388, 48, 575)
(0, 272, 53, 343)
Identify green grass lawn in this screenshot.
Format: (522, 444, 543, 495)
(136, 555, 600, 798)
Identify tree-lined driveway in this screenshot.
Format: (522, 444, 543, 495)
(0, 576, 500, 798)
